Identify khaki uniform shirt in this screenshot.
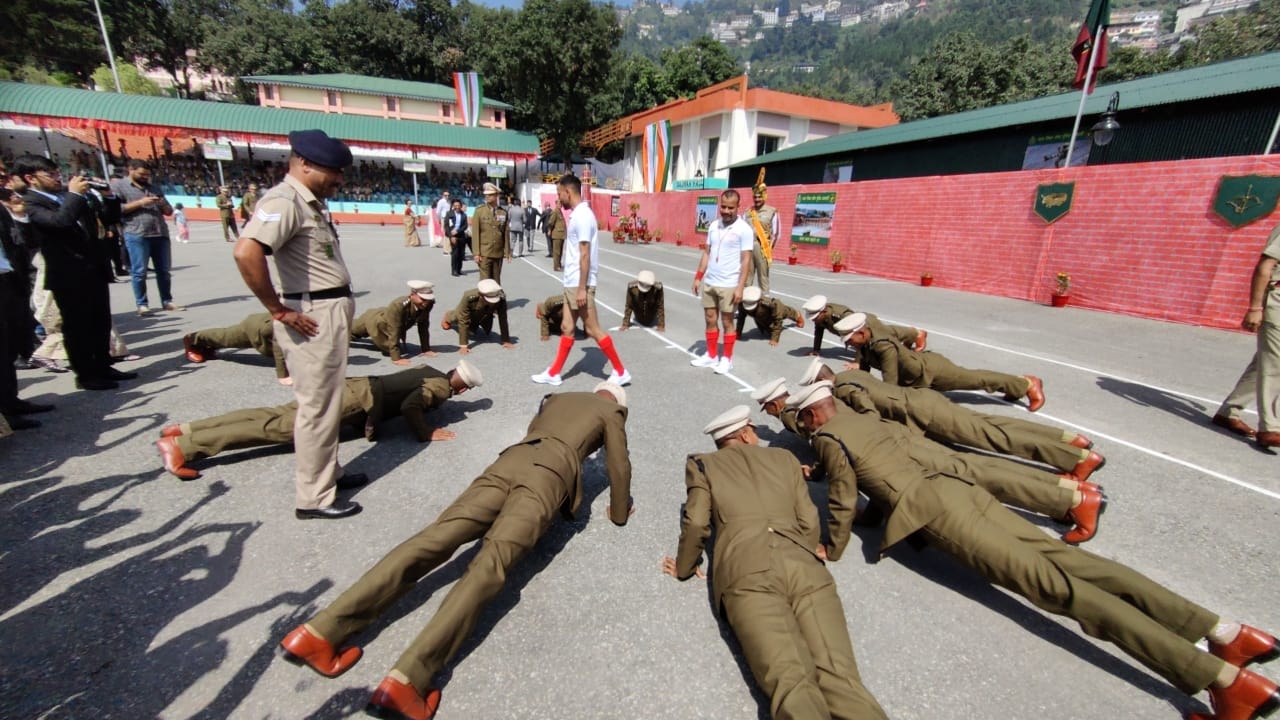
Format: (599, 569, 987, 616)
(216, 191, 235, 218)
(545, 208, 567, 241)
(473, 203, 508, 259)
(353, 295, 434, 360)
(538, 294, 567, 338)
(359, 365, 453, 442)
(448, 289, 510, 346)
(242, 174, 351, 294)
(622, 282, 665, 328)
(516, 392, 631, 523)
(240, 190, 258, 219)
(737, 297, 799, 343)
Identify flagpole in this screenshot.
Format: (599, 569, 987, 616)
(1064, 27, 1105, 168)
(1264, 108, 1280, 154)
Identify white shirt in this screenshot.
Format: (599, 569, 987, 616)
(703, 216, 753, 287)
(562, 201, 598, 288)
(435, 198, 450, 221)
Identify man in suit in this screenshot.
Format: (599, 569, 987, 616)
(523, 199, 538, 254)
(801, 294, 924, 357)
(277, 385, 633, 720)
(444, 199, 468, 277)
(350, 280, 436, 364)
(472, 182, 507, 282)
(441, 279, 513, 354)
(620, 270, 665, 332)
(15, 155, 130, 391)
(0, 185, 52, 427)
(791, 380, 1280, 720)
(736, 286, 803, 346)
(182, 311, 290, 383)
(155, 361, 482, 479)
(662, 405, 888, 720)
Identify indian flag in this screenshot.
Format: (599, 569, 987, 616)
(454, 72, 483, 127)
(642, 121, 671, 193)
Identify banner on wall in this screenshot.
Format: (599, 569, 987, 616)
(1212, 175, 1280, 228)
(694, 196, 717, 233)
(1033, 182, 1075, 224)
(791, 192, 836, 246)
(642, 121, 672, 193)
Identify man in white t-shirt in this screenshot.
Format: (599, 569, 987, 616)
(532, 175, 631, 386)
(690, 190, 753, 375)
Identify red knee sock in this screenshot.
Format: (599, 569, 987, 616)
(598, 335, 625, 374)
(723, 333, 737, 360)
(548, 335, 574, 375)
(706, 330, 720, 359)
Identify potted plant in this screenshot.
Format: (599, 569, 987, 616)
(675, 230, 684, 247)
(788, 245, 798, 265)
(829, 250, 844, 273)
(1051, 271, 1071, 307)
(651, 229, 662, 245)
(614, 216, 632, 244)
(921, 272, 934, 287)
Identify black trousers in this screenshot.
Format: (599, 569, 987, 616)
(0, 275, 22, 407)
(51, 281, 111, 381)
(450, 235, 467, 276)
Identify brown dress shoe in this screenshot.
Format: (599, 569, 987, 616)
(1213, 414, 1258, 439)
(1199, 668, 1280, 720)
(1072, 451, 1106, 483)
(1024, 375, 1045, 412)
(1257, 431, 1280, 449)
(1068, 434, 1094, 450)
(183, 335, 207, 364)
(1211, 625, 1279, 668)
(156, 438, 199, 480)
(913, 328, 927, 351)
(1062, 489, 1107, 545)
(367, 675, 441, 720)
(440, 319, 451, 330)
(160, 424, 184, 438)
(278, 624, 362, 677)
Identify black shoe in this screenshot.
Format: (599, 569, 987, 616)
(13, 357, 35, 370)
(6, 415, 41, 430)
(295, 502, 362, 520)
(336, 473, 369, 490)
(75, 378, 119, 391)
(106, 368, 138, 381)
(2, 400, 55, 415)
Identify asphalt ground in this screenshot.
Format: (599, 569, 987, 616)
(1, 221, 1276, 720)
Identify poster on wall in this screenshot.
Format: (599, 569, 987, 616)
(694, 196, 717, 233)
(1022, 133, 1091, 169)
(611, 196, 621, 217)
(791, 192, 836, 246)
(823, 161, 854, 183)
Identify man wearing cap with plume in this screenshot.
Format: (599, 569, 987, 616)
(181, 311, 290, 384)
(442, 279, 513, 354)
(620, 270, 665, 332)
(473, 182, 508, 283)
(661, 403, 888, 720)
(350, 280, 437, 364)
(277, 383, 634, 720)
(747, 169, 780, 294)
(155, 360, 483, 480)
(801, 294, 924, 357)
(233, 128, 361, 520)
(736, 286, 803, 346)
(789, 379, 1280, 720)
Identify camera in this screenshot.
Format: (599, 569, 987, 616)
(85, 178, 112, 191)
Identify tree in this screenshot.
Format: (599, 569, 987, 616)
(200, 0, 330, 99)
(1182, 0, 1280, 65)
(305, 0, 426, 80)
(122, 0, 225, 98)
(660, 35, 741, 99)
(91, 63, 164, 95)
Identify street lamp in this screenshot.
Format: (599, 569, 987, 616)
(1091, 91, 1121, 147)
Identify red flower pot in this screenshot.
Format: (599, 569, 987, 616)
(831, 263, 844, 273)
(1051, 293, 1070, 308)
(787, 257, 798, 265)
(921, 276, 934, 287)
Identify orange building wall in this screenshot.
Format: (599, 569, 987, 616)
(616, 155, 1280, 330)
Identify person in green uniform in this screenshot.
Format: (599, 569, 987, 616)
(837, 312, 1046, 412)
(155, 360, 483, 480)
(800, 294, 924, 356)
(736, 286, 804, 346)
(745, 176, 779, 294)
(350, 280, 436, 364)
(472, 182, 508, 283)
(620, 270, 665, 332)
(239, 183, 258, 229)
(544, 202, 566, 272)
(1215, 221, 1280, 449)
(661, 404, 888, 720)
(275, 384, 634, 720)
(216, 186, 238, 242)
(534, 293, 585, 341)
(441, 279, 513, 355)
(182, 311, 290, 384)
(788, 380, 1280, 720)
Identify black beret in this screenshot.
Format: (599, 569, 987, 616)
(289, 129, 353, 170)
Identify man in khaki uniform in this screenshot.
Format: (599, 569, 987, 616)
(182, 312, 289, 383)
(662, 405, 888, 720)
(232, 129, 360, 520)
(1215, 222, 1280, 449)
(155, 361, 482, 479)
(736, 286, 803, 346)
(791, 381, 1280, 720)
(216, 186, 238, 242)
(350, 280, 436, 364)
(277, 385, 634, 720)
(441, 279, 513, 354)
(620, 270, 665, 332)
(534, 293, 584, 341)
(472, 182, 507, 283)
(544, 202, 566, 272)
(239, 183, 258, 229)
(801, 294, 924, 356)
(839, 312, 1046, 411)
(745, 176, 779, 293)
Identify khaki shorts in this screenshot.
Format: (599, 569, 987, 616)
(702, 285, 737, 313)
(563, 286, 597, 313)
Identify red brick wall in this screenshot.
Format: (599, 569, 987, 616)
(621, 155, 1280, 329)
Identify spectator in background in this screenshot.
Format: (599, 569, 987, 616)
(174, 203, 189, 243)
(523, 200, 538, 255)
(507, 194, 525, 257)
(216, 185, 238, 242)
(112, 159, 181, 316)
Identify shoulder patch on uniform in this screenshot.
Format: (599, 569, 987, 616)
(255, 208, 282, 223)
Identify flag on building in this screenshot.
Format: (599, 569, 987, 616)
(1071, 0, 1111, 92)
(453, 72, 483, 127)
(642, 121, 671, 193)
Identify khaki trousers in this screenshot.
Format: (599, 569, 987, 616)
(478, 257, 503, 284)
(275, 296, 353, 509)
(914, 353, 1028, 397)
(176, 403, 297, 461)
(722, 543, 887, 720)
(924, 410, 1084, 472)
(309, 445, 569, 694)
(749, 240, 771, 294)
(910, 436, 1073, 519)
(922, 478, 1222, 694)
(1221, 285, 1280, 432)
(551, 235, 565, 272)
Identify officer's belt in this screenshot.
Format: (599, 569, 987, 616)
(284, 285, 351, 301)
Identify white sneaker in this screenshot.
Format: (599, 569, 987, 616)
(714, 356, 734, 375)
(531, 369, 563, 386)
(607, 369, 632, 386)
(690, 353, 718, 368)
(137, 306, 152, 317)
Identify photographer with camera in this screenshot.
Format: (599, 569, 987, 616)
(111, 159, 179, 316)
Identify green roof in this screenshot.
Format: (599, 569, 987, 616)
(732, 52, 1280, 169)
(0, 82, 538, 158)
(242, 74, 513, 110)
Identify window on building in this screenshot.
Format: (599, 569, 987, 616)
(495, 110, 503, 123)
(757, 134, 781, 156)
(263, 85, 274, 100)
(706, 137, 719, 173)
(326, 90, 337, 106)
(671, 144, 680, 178)
(442, 104, 451, 117)
(387, 96, 397, 112)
